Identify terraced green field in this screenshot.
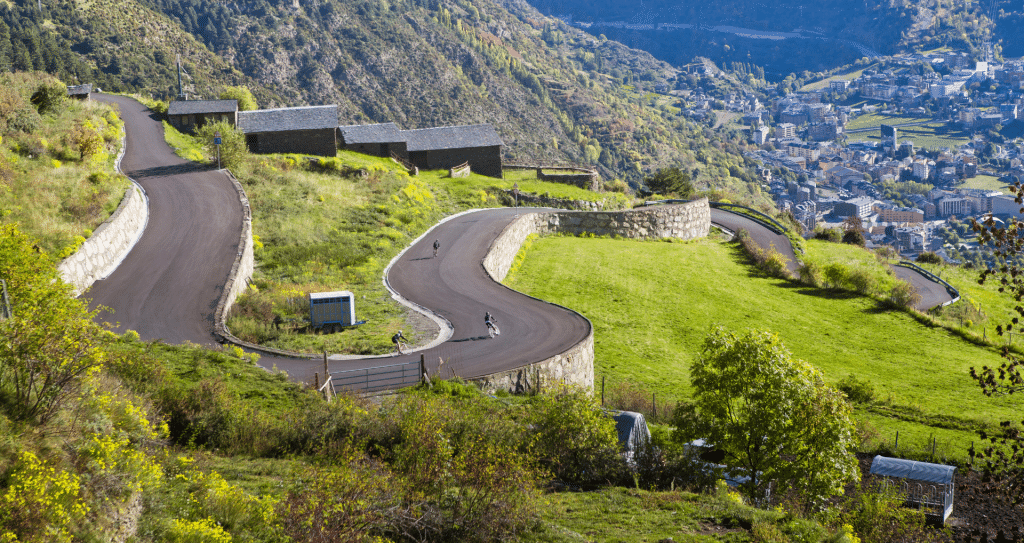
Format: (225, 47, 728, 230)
(506, 235, 1018, 461)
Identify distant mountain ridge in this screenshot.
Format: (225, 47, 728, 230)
(525, 0, 1018, 75)
(0, 0, 772, 199)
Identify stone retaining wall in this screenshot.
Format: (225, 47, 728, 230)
(472, 198, 710, 393)
(484, 198, 711, 283)
(58, 126, 148, 297)
(214, 170, 256, 344)
(473, 332, 595, 394)
(58, 185, 148, 296)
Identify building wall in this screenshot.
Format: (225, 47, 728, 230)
(344, 141, 407, 159)
(169, 112, 236, 134)
(248, 128, 337, 157)
(409, 145, 503, 178)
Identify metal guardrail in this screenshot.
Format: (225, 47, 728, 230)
(895, 261, 961, 307)
(327, 359, 422, 395)
(709, 202, 789, 234)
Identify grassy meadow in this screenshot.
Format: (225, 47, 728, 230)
(960, 174, 1009, 192)
(0, 73, 129, 256)
(505, 234, 1019, 461)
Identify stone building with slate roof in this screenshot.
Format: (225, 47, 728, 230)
(67, 84, 92, 100)
(237, 105, 338, 157)
(405, 124, 504, 178)
(167, 99, 238, 134)
(338, 122, 504, 177)
(338, 122, 407, 158)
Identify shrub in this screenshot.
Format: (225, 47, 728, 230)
(916, 251, 942, 264)
(887, 281, 921, 309)
(529, 388, 623, 485)
(842, 229, 866, 246)
(29, 81, 67, 115)
(815, 228, 842, 242)
(196, 121, 246, 170)
(797, 260, 822, 286)
(837, 374, 875, 404)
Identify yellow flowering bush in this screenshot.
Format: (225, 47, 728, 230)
(78, 434, 163, 497)
(167, 518, 232, 543)
(0, 452, 89, 543)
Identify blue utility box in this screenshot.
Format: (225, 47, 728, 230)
(309, 291, 356, 329)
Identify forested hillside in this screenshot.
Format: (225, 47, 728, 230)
(0, 0, 770, 193)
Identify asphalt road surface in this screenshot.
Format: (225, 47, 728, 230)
(87, 95, 950, 386)
(709, 208, 800, 274)
(269, 207, 592, 384)
(85, 96, 590, 385)
(87, 95, 243, 345)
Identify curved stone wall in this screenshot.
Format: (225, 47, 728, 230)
(214, 170, 257, 345)
(484, 198, 711, 282)
(59, 131, 149, 296)
(474, 198, 711, 393)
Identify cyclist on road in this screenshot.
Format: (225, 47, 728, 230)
(392, 330, 406, 355)
(485, 312, 500, 338)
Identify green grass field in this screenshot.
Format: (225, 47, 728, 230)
(506, 235, 1019, 460)
(960, 174, 1008, 192)
(845, 113, 924, 131)
(855, 121, 971, 150)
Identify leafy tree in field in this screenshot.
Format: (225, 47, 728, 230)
(671, 327, 858, 505)
(970, 196, 1024, 505)
(842, 229, 866, 246)
(196, 120, 246, 170)
(219, 85, 258, 111)
(0, 224, 106, 425)
(643, 166, 694, 198)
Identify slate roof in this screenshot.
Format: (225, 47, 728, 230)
(237, 105, 338, 134)
(168, 100, 238, 116)
(67, 84, 92, 96)
(338, 122, 404, 144)
(405, 124, 503, 152)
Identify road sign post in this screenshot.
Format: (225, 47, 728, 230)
(214, 131, 222, 170)
(512, 182, 519, 217)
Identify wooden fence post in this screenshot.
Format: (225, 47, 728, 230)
(420, 354, 426, 380)
(601, 376, 605, 406)
(314, 372, 319, 392)
(653, 393, 657, 419)
(323, 351, 330, 401)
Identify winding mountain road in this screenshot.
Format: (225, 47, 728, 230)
(87, 95, 590, 385)
(87, 95, 952, 387)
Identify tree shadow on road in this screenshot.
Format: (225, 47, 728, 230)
(128, 163, 214, 180)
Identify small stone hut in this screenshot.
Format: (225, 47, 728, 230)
(338, 122, 407, 158)
(406, 124, 504, 178)
(167, 99, 238, 134)
(67, 84, 92, 100)
(237, 105, 338, 157)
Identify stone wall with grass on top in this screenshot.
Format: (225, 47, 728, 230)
(58, 185, 148, 296)
(483, 198, 711, 282)
(59, 128, 149, 297)
(474, 198, 711, 393)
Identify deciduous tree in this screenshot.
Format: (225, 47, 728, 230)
(0, 224, 106, 425)
(671, 327, 858, 505)
(970, 192, 1024, 504)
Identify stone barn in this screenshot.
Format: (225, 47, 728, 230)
(406, 124, 504, 178)
(237, 105, 338, 157)
(167, 99, 238, 134)
(67, 84, 92, 100)
(338, 122, 407, 159)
